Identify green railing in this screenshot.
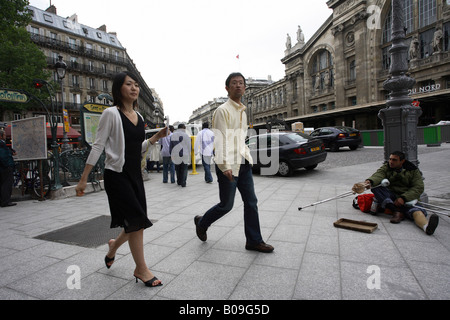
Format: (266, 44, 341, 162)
(360, 125, 450, 146)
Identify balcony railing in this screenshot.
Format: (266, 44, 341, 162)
(31, 33, 128, 65)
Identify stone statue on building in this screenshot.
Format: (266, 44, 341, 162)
(314, 74, 321, 92)
(324, 71, 330, 88)
(286, 33, 292, 50)
(409, 36, 419, 60)
(297, 25, 305, 45)
(433, 28, 443, 54)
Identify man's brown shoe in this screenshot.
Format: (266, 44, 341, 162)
(194, 215, 207, 241)
(390, 211, 405, 224)
(245, 242, 274, 253)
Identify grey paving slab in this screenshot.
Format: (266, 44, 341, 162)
(1, 144, 449, 301)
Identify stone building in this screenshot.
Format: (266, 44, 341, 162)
(242, 0, 450, 130)
(22, 4, 163, 130)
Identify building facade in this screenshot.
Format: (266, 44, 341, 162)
(21, 5, 163, 130)
(241, 0, 450, 131)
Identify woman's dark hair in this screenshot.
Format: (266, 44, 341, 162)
(225, 72, 246, 87)
(112, 71, 139, 109)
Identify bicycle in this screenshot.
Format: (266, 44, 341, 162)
(13, 160, 51, 199)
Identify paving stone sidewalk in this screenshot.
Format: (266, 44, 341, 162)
(0, 145, 449, 300)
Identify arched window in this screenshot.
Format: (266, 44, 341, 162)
(310, 49, 333, 93)
(382, 0, 437, 67)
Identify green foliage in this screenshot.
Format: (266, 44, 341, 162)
(0, 0, 50, 117)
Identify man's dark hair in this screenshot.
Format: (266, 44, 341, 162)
(202, 122, 209, 129)
(391, 151, 405, 161)
(225, 72, 246, 87)
(178, 123, 186, 129)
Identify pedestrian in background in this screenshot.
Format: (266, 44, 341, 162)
(194, 122, 214, 183)
(170, 123, 191, 187)
(76, 71, 167, 287)
(0, 129, 17, 207)
(194, 73, 274, 253)
(161, 125, 175, 183)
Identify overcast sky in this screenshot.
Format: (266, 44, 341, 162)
(29, 0, 332, 123)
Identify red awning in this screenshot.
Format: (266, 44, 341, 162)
(46, 126, 81, 139)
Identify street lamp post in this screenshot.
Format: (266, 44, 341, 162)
(32, 79, 63, 192)
(379, 0, 421, 166)
(55, 55, 70, 151)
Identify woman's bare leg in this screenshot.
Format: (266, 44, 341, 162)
(128, 228, 161, 286)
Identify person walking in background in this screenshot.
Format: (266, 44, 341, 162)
(0, 129, 17, 207)
(161, 125, 175, 183)
(75, 71, 167, 287)
(194, 72, 274, 253)
(170, 123, 191, 187)
(194, 122, 214, 183)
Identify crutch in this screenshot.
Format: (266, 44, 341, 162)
(415, 202, 450, 217)
(298, 190, 355, 211)
(298, 179, 390, 211)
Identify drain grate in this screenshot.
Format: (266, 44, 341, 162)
(35, 216, 158, 248)
(34, 216, 120, 248)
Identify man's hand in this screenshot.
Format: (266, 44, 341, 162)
(394, 198, 405, 207)
(223, 170, 234, 182)
(352, 182, 370, 194)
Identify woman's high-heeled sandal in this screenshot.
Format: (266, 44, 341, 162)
(134, 275, 163, 287)
(104, 255, 115, 269)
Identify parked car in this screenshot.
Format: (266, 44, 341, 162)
(246, 132, 327, 177)
(309, 126, 361, 151)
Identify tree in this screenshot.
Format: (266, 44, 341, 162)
(0, 0, 50, 119)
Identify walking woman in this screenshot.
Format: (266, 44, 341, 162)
(76, 71, 167, 287)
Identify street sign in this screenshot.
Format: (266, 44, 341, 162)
(0, 89, 28, 103)
(412, 100, 420, 107)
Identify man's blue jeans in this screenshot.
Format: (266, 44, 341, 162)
(202, 155, 213, 183)
(198, 163, 263, 245)
(162, 156, 175, 183)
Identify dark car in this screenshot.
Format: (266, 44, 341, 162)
(246, 132, 327, 177)
(309, 126, 361, 151)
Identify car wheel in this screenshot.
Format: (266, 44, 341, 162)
(278, 161, 293, 177)
(349, 145, 358, 150)
(330, 143, 339, 152)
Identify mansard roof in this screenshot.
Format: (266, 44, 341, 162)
(27, 5, 124, 50)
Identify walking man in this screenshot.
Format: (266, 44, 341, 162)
(161, 125, 175, 183)
(194, 122, 214, 183)
(170, 124, 191, 187)
(194, 72, 274, 253)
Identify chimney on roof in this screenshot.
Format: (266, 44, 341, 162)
(97, 25, 107, 32)
(45, 5, 57, 15)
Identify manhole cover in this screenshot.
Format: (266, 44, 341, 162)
(34, 216, 156, 248)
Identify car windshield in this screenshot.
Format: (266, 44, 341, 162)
(284, 132, 310, 143)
